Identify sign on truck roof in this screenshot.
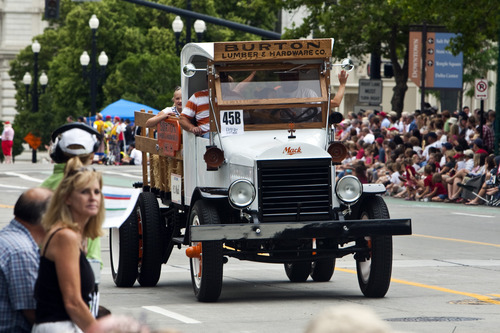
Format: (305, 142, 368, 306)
(213, 38, 333, 62)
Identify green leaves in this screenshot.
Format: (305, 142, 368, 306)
(9, 0, 279, 153)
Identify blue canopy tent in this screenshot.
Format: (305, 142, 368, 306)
(98, 99, 160, 121)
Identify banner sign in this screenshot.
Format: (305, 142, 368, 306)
(214, 39, 332, 62)
(157, 118, 182, 157)
(408, 31, 463, 89)
(102, 186, 141, 228)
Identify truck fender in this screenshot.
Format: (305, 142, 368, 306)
(184, 187, 229, 242)
(362, 183, 386, 195)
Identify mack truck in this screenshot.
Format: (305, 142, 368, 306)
(109, 38, 412, 302)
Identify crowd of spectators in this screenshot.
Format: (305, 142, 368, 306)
(335, 106, 499, 206)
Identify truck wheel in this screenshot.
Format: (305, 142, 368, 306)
(189, 200, 223, 302)
(137, 192, 164, 287)
(284, 262, 311, 282)
(310, 259, 336, 282)
(109, 209, 139, 287)
(356, 196, 393, 298)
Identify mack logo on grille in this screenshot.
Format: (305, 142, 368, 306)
(283, 146, 302, 155)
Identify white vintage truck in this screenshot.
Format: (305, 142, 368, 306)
(109, 38, 412, 302)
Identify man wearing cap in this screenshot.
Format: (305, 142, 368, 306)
(440, 142, 454, 167)
(379, 111, 390, 129)
(1, 121, 14, 164)
(472, 138, 489, 155)
(458, 112, 469, 140)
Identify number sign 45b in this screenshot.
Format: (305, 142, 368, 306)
(220, 110, 244, 137)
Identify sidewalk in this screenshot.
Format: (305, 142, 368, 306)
(14, 144, 51, 164)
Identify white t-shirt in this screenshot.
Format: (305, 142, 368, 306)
(390, 171, 401, 185)
(130, 148, 142, 165)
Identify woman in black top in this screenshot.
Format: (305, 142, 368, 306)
(32, 157, 105, 332)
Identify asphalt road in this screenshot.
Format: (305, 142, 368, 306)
(0, 161, 499, 333)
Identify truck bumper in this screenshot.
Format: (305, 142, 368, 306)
(190, 218, 411, 242)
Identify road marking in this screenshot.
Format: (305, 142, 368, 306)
(3, 172, 43, 183)
(142, 306, 201, 324)
(336, 268, 500, 305)
(103, 171, 142, 179)
(0, 184, 29, 190)
(0, 204, 14, 209)
(413, 234, 500, 248)
(451, 212, 496, 218)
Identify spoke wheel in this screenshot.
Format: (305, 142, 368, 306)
(356, 196, 393, 298)
(284, 262, 311, 282)
(310, 259, 336, 282)
(137, 192, 164, 287)
(189, 200, 223, 302)
(109, 209, 139, 287)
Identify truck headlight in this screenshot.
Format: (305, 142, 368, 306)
(336, 175, 362, 203)
(228, 179, 256, 209)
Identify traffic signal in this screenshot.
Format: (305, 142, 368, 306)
(45, 0, 60, 20)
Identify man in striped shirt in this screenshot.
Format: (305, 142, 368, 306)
(179, 89, 210, 138)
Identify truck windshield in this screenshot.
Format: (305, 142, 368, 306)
(216, 67, 325, 125)
(219, 68, 322, 102)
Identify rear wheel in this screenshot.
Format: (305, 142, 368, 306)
(310, 259, 335, 282)
(284, 262, 311, 282)
(109, 209, 139, 287)
(137, 192, 164, 287)
(356, 196, 393, 298)
(189, 200, 223, 302)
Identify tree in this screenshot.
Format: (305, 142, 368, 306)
(8, 0, 279, 154)
(279, 0, 499, 114)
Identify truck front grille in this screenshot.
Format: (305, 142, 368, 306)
(257, 159, 332, 222)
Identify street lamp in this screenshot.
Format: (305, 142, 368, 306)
(80, 14, 109, 117)
(194, 19, 207, 42)
(23, 40, 48, 163)
(172, 15, 206, 54)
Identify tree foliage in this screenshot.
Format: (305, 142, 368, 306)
(9, 0, 279, 153)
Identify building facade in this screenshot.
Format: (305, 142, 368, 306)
(0, 0, 47, 122)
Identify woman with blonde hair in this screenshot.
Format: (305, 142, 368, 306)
(32, 157, 105, 333)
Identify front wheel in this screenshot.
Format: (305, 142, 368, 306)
(189, 200, 223, 302)
(355, 196, 393, 298)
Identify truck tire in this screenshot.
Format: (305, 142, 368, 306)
(284, 262, 311, 282)
(310, 259, 335, 282)
(137, 192, 164, 287)
(356, 196, 393, 298)
(189, 200, 223, 302)
(109, 209, 139, 287)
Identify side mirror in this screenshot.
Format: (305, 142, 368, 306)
(332, 58, 355, 72)
(182, 63, 207, 78)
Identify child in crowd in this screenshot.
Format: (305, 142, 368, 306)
(400, 157, 418, 200)
(430, 173, 448, 202)
(415, 164, 433, 201)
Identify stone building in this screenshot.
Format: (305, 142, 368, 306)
(0, 0, 47, 122)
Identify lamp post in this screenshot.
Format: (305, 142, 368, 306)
(80, 14, 108, 117)
(23, 40, 48, 163)
(172, 14, 206, 54)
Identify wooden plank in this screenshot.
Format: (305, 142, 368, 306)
(134, 110, 156, 127)
(136, 136, 158, 155)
